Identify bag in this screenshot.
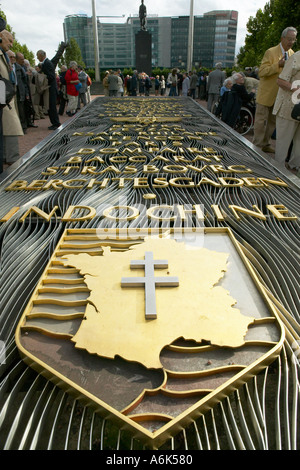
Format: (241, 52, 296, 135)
(291, 103, 300, 121)
(75, 82, 82, 91)
(87, 75, 92, 87)
(0, 75, 16, 109)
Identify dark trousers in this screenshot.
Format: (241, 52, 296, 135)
(58, 97, 67, 115)
(48, 84, 60, 127)
(17, 97, 27, 132)
(0, 108, 3, 174)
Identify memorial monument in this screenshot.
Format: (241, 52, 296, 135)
(135, 0, 152, 76)
(0, 94, 299, 450)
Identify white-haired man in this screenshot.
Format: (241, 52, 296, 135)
(36, 49, 61, 130)
(253, 27, 297, 153)
(207, 62, 226, 112)
(0, 30, 23, 167)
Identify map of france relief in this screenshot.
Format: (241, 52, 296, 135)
(61, 237, 254, 370)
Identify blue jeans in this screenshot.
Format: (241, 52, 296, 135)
(169, 85, 177, 96)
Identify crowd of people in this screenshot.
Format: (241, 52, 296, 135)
(102, 68, 208, 98)
(0, 18, 92, 173)
(207, 26, 299, 174)
(0, 16, 299, 176)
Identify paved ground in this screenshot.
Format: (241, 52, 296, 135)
(2, 95, 287, 175)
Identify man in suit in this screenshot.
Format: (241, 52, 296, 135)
(36, 49, 60, 130)
(253, 27, 297, 153)
(207, 63, 226, 112)
(14, 52, 35, 133)
(16, 53, 37, 129)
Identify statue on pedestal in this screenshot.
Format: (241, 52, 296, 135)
(139, 0, 147, 30)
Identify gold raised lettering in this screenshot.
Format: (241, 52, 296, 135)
(266, 204, 297, 220)
(61, 205, 96, 222)
(103, 205, 139, 221)
(19, 206, 59, 223)
(229, 204, 266, 220)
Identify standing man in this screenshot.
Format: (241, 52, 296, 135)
(131, 70, 138, 96)
(189, 70, 198, 99)
(0, 30, 23, 168)
(207, 63, 226, 112)
(15, 52, 37, 131)
(36, 49, 61, 130)
(58, 65, 68, 116)
(253, 27, 297, 153)
(108, 70, 119, 97)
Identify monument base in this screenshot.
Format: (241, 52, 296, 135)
(90, 81, 103, 95)
(135, 30, 152, 76)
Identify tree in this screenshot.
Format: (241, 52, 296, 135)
(64, 38, 85, 69)
(237, 0, 299, 68)
(236, 1, 274, 68)
(0, 8, 35, 64)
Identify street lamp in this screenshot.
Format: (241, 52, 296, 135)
(187, 0, 194, 72)
(92, 0, 100, 81)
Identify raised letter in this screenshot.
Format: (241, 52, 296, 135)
(61, 206, 96, 222)
(266, 204, 297, 221)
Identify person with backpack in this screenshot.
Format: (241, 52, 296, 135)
(77, 65, 88, 109)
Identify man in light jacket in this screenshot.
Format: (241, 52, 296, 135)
(0, 29, 23, 169)
(253, 27, 297, 153)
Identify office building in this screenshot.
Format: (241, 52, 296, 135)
(63, 10, 238, 70)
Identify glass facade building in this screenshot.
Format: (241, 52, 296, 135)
(63, 10, 237, 71)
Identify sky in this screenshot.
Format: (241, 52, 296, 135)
(2, 0, 269, 63)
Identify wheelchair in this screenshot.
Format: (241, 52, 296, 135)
(213, 96, 256, 136)
(233, 99, 256, 136)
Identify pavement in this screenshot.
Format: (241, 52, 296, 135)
(3, 96, 296, 179)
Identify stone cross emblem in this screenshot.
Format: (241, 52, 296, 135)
(121, 251, 179, 319)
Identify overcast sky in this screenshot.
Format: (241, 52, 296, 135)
(3, 0, 269, 63)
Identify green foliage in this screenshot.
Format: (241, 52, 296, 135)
(12, 43, 35, 65)
(64, 38, 86, 69)
(86, 68, 95, 80)
(237, 0, 299, 68)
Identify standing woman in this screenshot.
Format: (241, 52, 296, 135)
(154, 75, 160, 96)
(160, 75, 166, 96)
(65, 61, 80, 116)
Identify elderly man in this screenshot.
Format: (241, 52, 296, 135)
(253, 26, 297, 153)
(207, 63, 226, 112)
(36, 49, 61, 130)
(273, 51, 300, 173)
(108, 70, 119, 97)
(0, 30, 23, 168)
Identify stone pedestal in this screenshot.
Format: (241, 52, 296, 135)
(135, 30, 152, 76)
(90, 81, 103, 96)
